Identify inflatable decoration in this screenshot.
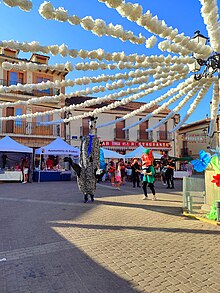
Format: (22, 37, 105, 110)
(206, 203, 217, 221)
(191, 150, 211, 172)
(210, 147, 220, 159)
(210, 155, 220, 173)
(211, 174, 220, 187)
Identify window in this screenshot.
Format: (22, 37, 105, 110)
(159, 121, 168, 140)
(15, 108, 22, 127)
(82, 118, 90, 136)
(37, 77, 50, 94)
(7, 71, 24, 86)
(139, 119, 149, 140)
(115, 117, 125, 139)
(36, 114, 50, 126)
(36, 116, 42, 126)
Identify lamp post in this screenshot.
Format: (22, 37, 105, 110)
(65, 111, 72, 144)
(189, 31, 220, 146)
(190, 30, 220, 81)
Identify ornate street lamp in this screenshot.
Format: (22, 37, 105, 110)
(189, 30, 220, 80)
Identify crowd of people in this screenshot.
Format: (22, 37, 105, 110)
(99, 150, 177, 200)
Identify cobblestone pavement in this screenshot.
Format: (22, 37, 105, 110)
(0, 179, 220, 293)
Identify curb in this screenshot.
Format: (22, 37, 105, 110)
(183, 211, 220, 226)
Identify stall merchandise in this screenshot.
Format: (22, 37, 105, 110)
(0, 136, 33, 182)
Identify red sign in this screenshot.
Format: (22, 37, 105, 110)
(102, 141, 171, 148)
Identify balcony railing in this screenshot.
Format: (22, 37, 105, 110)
(157, 130, 172, 141)
(137, 130, 153, 141)
(1, 121, 61, 137)
(0, 79, 59, 96)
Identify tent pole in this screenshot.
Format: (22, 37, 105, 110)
(38, 154, 41, 183)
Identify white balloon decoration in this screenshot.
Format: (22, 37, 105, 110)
(0, 0, 219, 137)
(2, 0, 32, 12)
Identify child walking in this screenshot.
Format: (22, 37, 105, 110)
(114, 164, 122, 190)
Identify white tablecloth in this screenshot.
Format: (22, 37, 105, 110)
(174, 171, 189, 179)
(0, 171, 23, 181)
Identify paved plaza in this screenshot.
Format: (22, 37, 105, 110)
(0, 179, 220, 293)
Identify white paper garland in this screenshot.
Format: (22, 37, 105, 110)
(98, 0, 212, 59)
(0, 68, 150, 96)
(0, 72, 186, 121)
(0, 39, 194, 66)
(38, 1, 149, 46)
(208, 80, 219, 136)
(2, 61, 73, 73)
(97, 75, 188, 130)
(145, 81, 205, 132)
(170, 81, 213, 132)
(2, 0, 32, 12)
(119, 75, 195, 130)
(199, 0, 220, 52)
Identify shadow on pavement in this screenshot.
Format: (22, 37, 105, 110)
(94, 199, 182, 216)
(51, 221, 220, 235)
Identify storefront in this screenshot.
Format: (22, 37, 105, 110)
(101, 141, 172, 155)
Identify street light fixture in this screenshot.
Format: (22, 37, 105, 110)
(65, 111, 72, 144)
(189, 30, 220, 80)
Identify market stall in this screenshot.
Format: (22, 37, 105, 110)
(0, 136, 33, 182)
(34, 137, 79, 182)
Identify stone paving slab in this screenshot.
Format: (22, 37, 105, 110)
(0, 180, 219, 293)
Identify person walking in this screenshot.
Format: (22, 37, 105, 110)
(108, 159, 115, 186)
(131, 158, 141, 188)
(119, 158, 126, 184)
(21, 157, 30, 184)
(165, 158, 175, 189)
(114, 163, 122, 190)
(2, 153, 8, 169)
(142, 165, 156, 200)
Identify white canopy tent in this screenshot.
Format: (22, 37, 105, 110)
(101, 148, 124, 159)
(0, 136, 33, 180)
(124, 145, 162, 159)
(0, 136, 33, 153)
(35, 137, 79, 156)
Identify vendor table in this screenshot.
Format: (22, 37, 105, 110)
(33, 171, 71, 182)
(0, 171, 23, 181)
(174, 171, 189, 179)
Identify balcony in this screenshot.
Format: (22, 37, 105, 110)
(0, 79, 59, 96)
(137, 130, 153, 141)
(114, 128, 129, 140)
(0, 121, 61, 137)
(157, 130, 172, 141)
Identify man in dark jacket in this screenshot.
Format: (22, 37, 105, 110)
(165, 158, 175, 189)
(131, 158, 141, 188)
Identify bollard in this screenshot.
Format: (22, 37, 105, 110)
(216, 201, 220, 222)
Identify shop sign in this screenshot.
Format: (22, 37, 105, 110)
(102, 141, 171, 148)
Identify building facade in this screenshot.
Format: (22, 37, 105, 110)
(65, 97, 180, 157)
(178, 117, 220, 158)
(0, 47, 68, 147)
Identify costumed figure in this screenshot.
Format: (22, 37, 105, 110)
(141, 148, 154, 169)
(65, 117, 100, 203)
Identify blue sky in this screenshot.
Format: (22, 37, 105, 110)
(0, 0, 217, 124)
